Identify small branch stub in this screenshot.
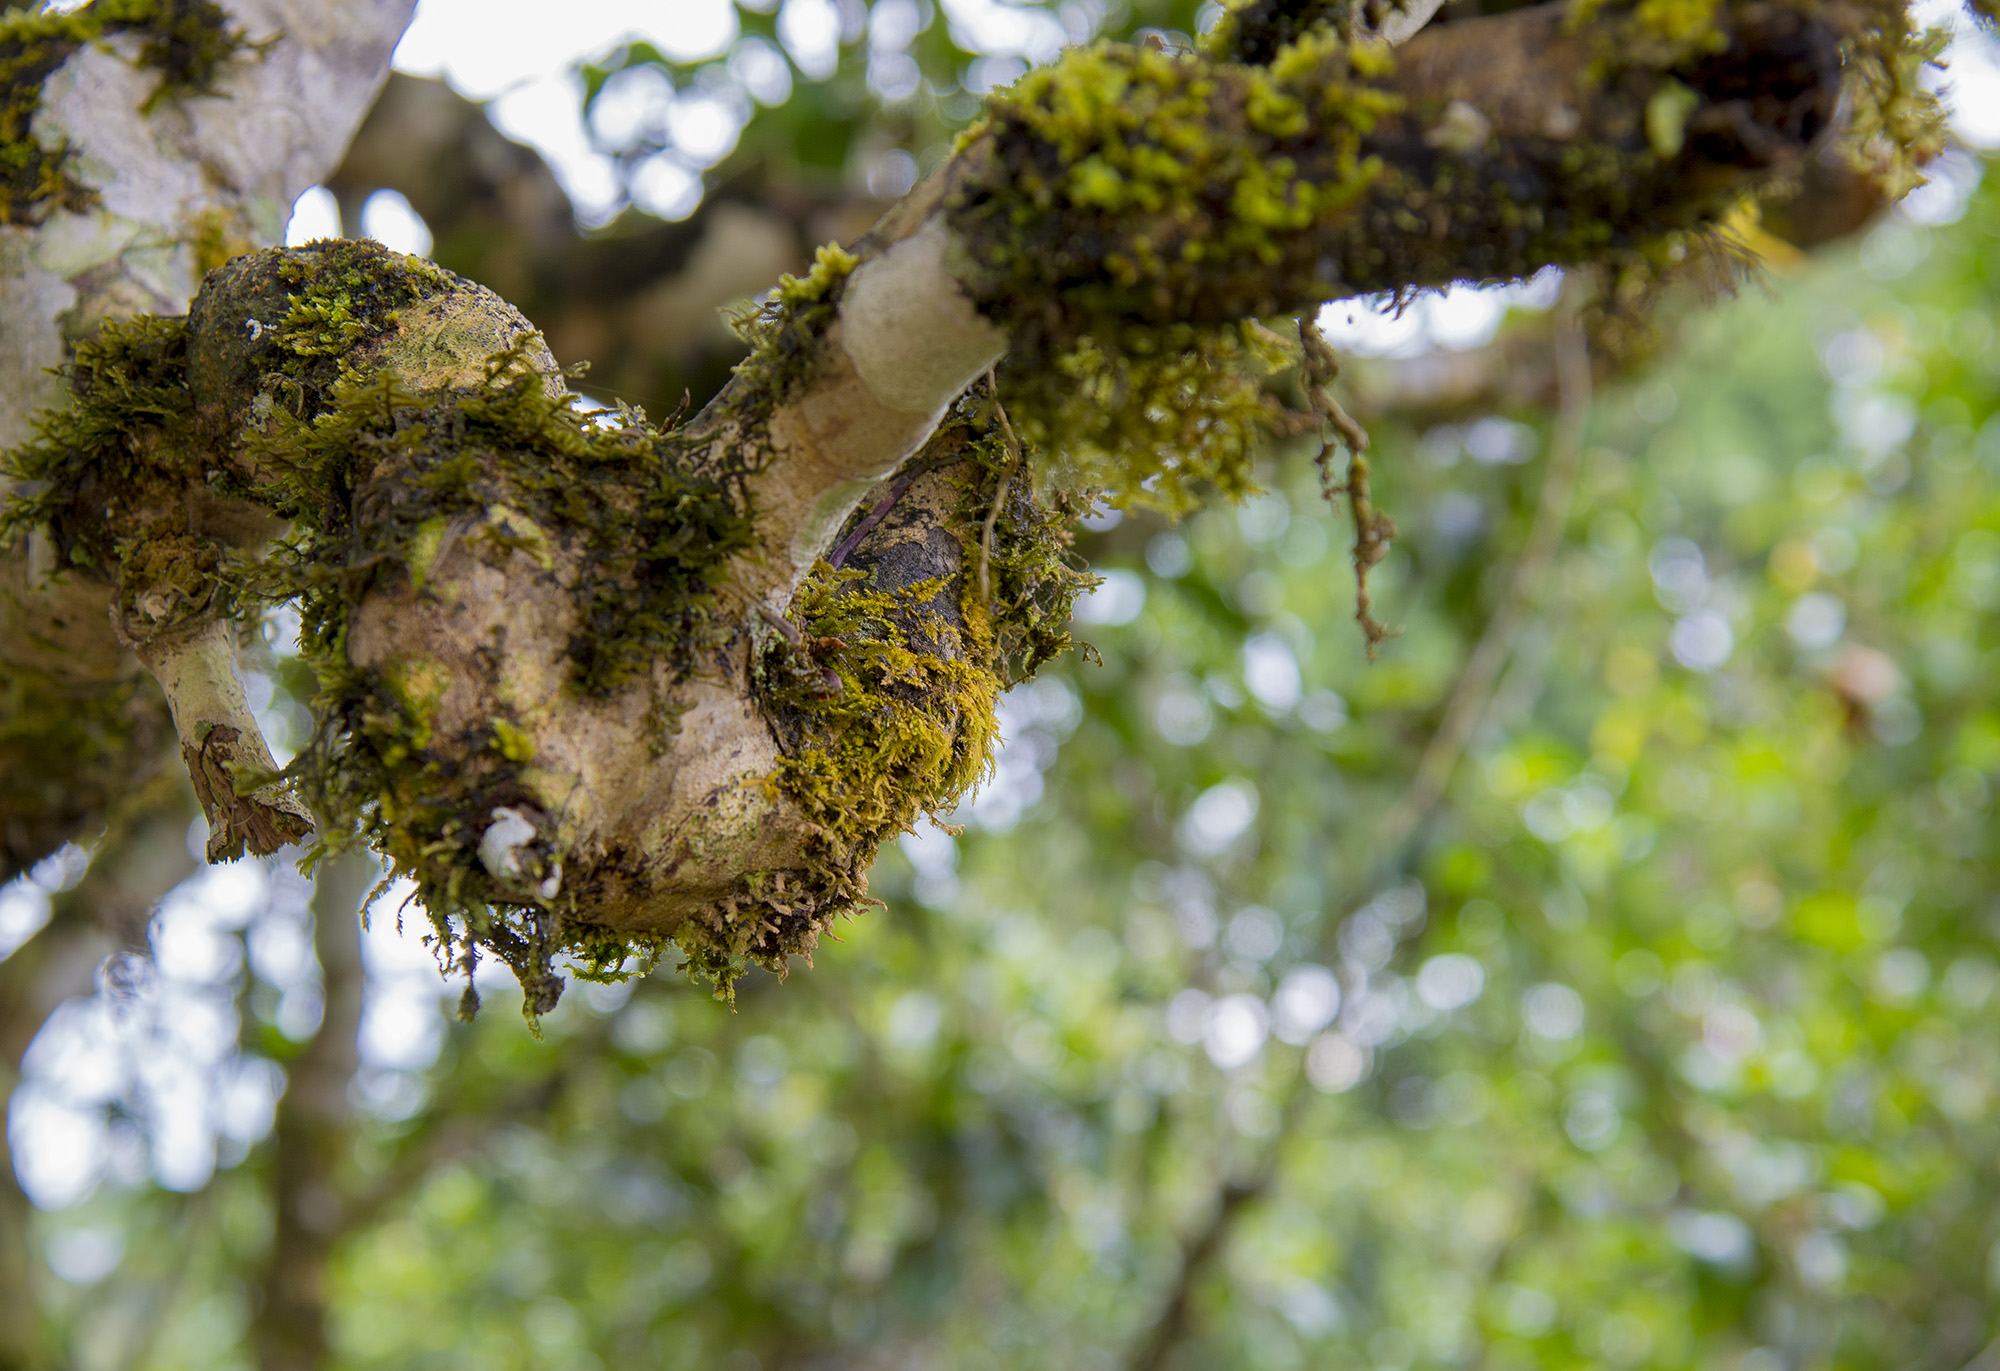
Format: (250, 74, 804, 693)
(136, 619, 310, 861)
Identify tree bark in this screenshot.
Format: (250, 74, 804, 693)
(0, 0, 418, 877)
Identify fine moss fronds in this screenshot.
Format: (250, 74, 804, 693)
(0, 313, 198, 574)
(725, 242, 861, 416)
(191, 238, 460, 434)
(998, 319, 1297, 516)
(0, 0, 250, 225)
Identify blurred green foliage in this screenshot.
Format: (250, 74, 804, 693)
(583, 0, 1215, 212)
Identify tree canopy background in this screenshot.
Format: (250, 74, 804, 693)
(7, 1, 2000, 1369)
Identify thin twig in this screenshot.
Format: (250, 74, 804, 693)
(827, 446, 966, 570)
(1125, 1178, 1272, 1371)
(828, 471, 921, 570)
(1121, 293, 1595, 1371)
(979, 379, 1025, 605)
(1302, 317, 1400, 655)
(755, 602, 805, 648)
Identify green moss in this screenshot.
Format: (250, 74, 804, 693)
(261, 239, 458, 416)
(1839, 11, 1949, 202)
(1204, 0, 1371, 64)
(1000, 319, 1294, 518)
(725, 242, 861, 418)
(3, 244, 760, 1021)
(188, 205, 254, 276)
(949, 5, 1910, 512)
(1, 0, 250, 225)
(252, 356, 753, 1012)
(773, 564, 1000, 853)
(0, 313, 197, 573)
(689, 392, 1092, 1001)
(947, 36, 1396, 508)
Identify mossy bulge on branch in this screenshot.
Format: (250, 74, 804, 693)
(2, 241, 768, 1016)
(0, 239, 1096, 1019)
(714, 393, 1092, 997)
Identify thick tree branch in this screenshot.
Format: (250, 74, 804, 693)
(681, 0, 1856, 603)
(325, 72, 886, 417)
(0, 0, 1923, 1009)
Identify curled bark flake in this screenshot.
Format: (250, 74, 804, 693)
(183, 722, 312, 862)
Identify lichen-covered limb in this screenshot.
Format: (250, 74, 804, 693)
(946, 0, 1848, 340)
(0, 0, 1933, 1015)
(0, 0, 418, 875)
(684, 0, 1873, 586)
(3, 238, 1088, 1008)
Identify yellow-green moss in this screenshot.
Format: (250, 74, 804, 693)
(1204, 0, 1372, 65)
(726, 242, 861, 416)
(950, 5, 1904, 511)
(3, 245, 758, 1021)
(689, 394, 1091, 1001)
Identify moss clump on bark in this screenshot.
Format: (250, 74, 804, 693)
(721, 242, 861, 424)
(1, 313, 198, 575)
(0, 0, 250, 225)
(260, 357, 754, 1011)
(999, 319, 1301, 517)
(700, 395, 1091, 1000)
(1207, 0, 1393, 63)
(189, 238, 460, 454)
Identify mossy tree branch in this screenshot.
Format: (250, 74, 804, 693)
(0, 0, 1939, 1012)
(0, 0, 418, 876)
